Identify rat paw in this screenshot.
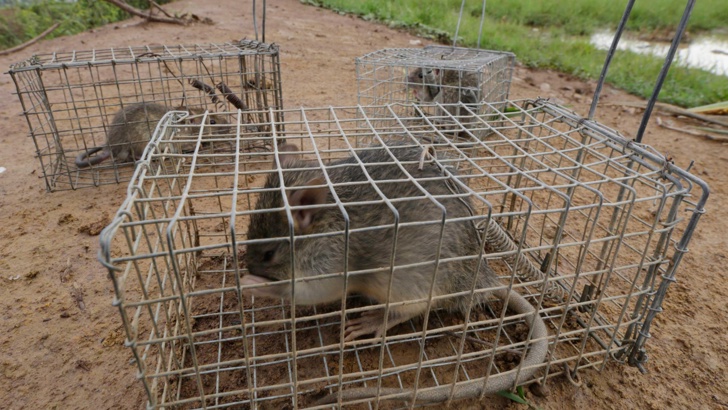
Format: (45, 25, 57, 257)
(344, 310, 386, 342)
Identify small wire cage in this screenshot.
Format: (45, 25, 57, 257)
(100, 100, 707, 409)
(7, 40, 284, 192)
(356, 46, 515, 130)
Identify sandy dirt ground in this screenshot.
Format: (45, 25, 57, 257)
(0, 1, 726, 409)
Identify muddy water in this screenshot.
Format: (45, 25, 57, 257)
(591, 30, 728, 76)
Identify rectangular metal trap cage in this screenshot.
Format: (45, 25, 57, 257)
(356, 46, 515, 125)
(99, 100, 707, 409)
(7, 40, 284, 192)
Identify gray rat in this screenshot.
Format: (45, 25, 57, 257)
(243, 143, 548, 405)
(75, 102, 230, 168)
(406, 67, 481, 118)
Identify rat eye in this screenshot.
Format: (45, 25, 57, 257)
(263, 249, 275, 262)
(210, 119, 217, 125)
(417, 72, 423, 79)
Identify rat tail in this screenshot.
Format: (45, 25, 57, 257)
(315, 288, 549, 405)
(75, 147, 109, 168)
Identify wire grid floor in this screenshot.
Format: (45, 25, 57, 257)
(100, 99, 708, 409)
(179, 257, 555, 410)
(8, 40, 283, 192)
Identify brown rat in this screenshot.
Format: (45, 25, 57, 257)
(243, 143, 549, 405)
(75, 102, 230, 168)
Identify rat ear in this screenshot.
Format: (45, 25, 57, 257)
(288, 177, 327, 232)
(276, 143, 302, 168)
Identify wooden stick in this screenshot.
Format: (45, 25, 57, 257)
(148, 0, 175, 18)
(608, 100, 728, 128)
(101, 0, 187, 25)
(656, 117, 728, 142)
(692, 126, 728, 135)
(0, 22, 60, 57)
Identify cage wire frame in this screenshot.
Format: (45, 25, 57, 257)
(96, 0, 709, 408)
(356, 45, 515, 125)
(7, 40, 284, 192)
(99, 96, 707, 409)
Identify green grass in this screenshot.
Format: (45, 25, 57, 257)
(310, 0, 728, 35)
(0, 0, 172, 51)
(304, 0, 728, 107)
(482, 0, 728, 36)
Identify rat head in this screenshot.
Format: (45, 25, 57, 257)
(186, 110, 233, 135)
(406, 67, 441, 102)
(206, 113, 233, 135)
(243, 144, 344, 304)
(176, 110, 234, 153)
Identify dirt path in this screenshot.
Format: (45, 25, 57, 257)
(0, 1, 726, 409)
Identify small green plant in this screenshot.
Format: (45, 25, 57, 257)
(497, 385, 542, 410)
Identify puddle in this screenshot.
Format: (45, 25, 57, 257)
(591, 31, 728, 76)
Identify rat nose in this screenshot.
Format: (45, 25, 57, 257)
(246, 262, 278, 281)
(246, 262, 262, 276)
(245, 257, 263, 275)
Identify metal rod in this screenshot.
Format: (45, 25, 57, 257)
(635, 0, 696, 143)
(453, 0, 467, 48)
(589, 0, 636, 120)
(477, 0, 487, 49)
(252, 0, 258, 41)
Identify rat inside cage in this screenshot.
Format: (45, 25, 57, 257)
(100, 99, 706, 409)
(8, 40, 284, 192)
(356, 45, 515, 135)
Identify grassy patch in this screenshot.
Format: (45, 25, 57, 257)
(482, 0, 728, 35)
(304, 0, 728, 107)
(0, 0, 172, 51)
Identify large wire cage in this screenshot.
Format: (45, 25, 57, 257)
(99, 100, 707, 409)
(7, 40, 284, 192)
(356, 46, 515, 131)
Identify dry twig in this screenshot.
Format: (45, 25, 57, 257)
(609, 101, 728, 128)
(60, 258, 73, 283)
(0, 23, 60, 57)
(148, 0, 174, 18)
(71, 282, 86, 311)
(102, 0, 190, 25)
(656, 117, 728, 142)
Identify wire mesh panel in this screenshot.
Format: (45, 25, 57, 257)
(8, 40, 284, 192)
(99, 100, 707, 409)
(356, 46, 515, 136)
